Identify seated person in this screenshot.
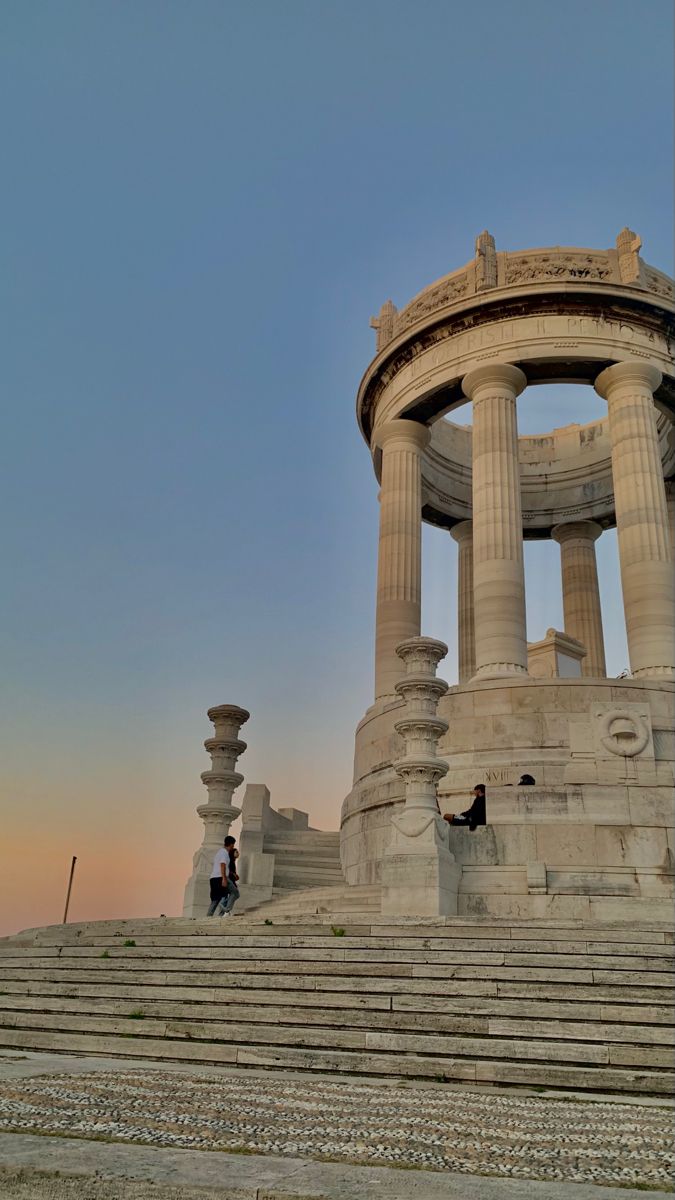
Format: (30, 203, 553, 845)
(443, 784, 486, 832)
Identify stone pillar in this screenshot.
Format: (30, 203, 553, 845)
(596, 361, 675, 679)
(551, 521, 607, 677)
(381, 637, 461, 917)
(372, 420, 430, 700)
(183, 704, 249, 917)
(462, 364, 528, 678)
(450, 520, 475, 682)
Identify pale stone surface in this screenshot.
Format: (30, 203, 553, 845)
(348, 237, 675, 917)
(527, 628, 586, 679)
(551, 521, 606, 676)
(462, 364, 528, 680)
(238, 786, 341, 903)
(450, 520, 475, 681)
(182, 705, 249, 918)
(596, 360, 675, 679)
(381, 638, 461, 916)
(372, 420, 429, 699)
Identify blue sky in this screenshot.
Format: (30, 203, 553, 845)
(0, 0, 672, 932)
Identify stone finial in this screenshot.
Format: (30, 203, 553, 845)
(616, 227, 642, 284)
(182, 704, 250, 917)
(475, 230, 497, 291)
(370, 299, 398, 351)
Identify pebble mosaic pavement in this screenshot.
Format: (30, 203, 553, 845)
(0, 1070, 673, 1190)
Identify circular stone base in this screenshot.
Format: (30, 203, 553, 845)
(341, 676, 675, 919)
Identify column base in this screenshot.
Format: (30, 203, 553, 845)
(473, 663, 529, 681)
(381, 811, 461, 917)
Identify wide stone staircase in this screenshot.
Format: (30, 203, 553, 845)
(0, 914, 673, 1097)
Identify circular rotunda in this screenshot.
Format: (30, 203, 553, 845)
(341, 229, 675, 920)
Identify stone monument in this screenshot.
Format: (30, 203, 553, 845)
(341, 229, 675, 921)
(183, 704, 249, 917)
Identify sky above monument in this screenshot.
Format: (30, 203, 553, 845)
(0, 0, 672, 935)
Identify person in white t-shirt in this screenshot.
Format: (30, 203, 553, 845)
(207, 836, 237, 917)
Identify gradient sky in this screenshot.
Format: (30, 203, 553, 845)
(0, 0, 672, 936)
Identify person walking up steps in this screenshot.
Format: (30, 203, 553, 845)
(217, 835, 240, 918)
(207, 836, 237, 917)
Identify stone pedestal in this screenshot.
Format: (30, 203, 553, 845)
(450, 520, 475, 682)
(372, 420, 430, 700)
(596, 362, 675, 679)
(551, 521, 606, 677)
(182, 704, 249, 918)
(527, 628, 586, 678)
(381, 637, 461, 916)
(463, 364, 529, 679)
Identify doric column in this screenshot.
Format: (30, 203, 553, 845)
(462, 363, 528, 678)
(372, 419, 430, 699)
(450, 520, 475, 682)
(551, 521, 607, 677)
(595, 361, 675, 679)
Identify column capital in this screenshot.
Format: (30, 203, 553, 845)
(551, 520, 603, 546)
(372, 419, 430, 454)
(595, 360, 662, 399)
(462, 363, 527, 401)
(449, 519, 473, 545)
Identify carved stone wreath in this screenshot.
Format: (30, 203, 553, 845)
(598, 709, 650, 757)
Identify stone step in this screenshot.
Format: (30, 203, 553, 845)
(12, 916, 671, 944)
(0, 1026, 667, 1095)
(1, 947, 672, 978)
(5, 1007, 672, 1068)
(1, 978, 670, 1026)
(1, 913, 672, 1096)
(2, 994, 672, 1045)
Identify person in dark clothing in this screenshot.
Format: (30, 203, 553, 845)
(443, 784, 486, 832)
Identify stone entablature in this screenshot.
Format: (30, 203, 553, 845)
(369, 228, 674, 363)
(361, 232, 675, 443)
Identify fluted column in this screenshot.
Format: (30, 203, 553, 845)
(463, 364, 528, 678)
(551, 521, 606, 677)
(595, 361, 674, 679)
(450, 520, 475, 682)
(372, 420, 430, 699)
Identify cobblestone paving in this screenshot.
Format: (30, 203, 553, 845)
(0, 1070, 672, 1190)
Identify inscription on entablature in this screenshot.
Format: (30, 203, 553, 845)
(404, 314, 666, 385)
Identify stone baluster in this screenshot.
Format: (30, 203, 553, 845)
(463, 364, 529, 678)
(450, 520, 475, 682)
(381, 637, 461, 916)
(182, 704, 249, 917)
(372, 420, 430, 700)
(551, 521, 607, 677)
(595, 362, 675, 679)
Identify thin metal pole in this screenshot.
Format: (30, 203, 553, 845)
(62, 856, 77, 924)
